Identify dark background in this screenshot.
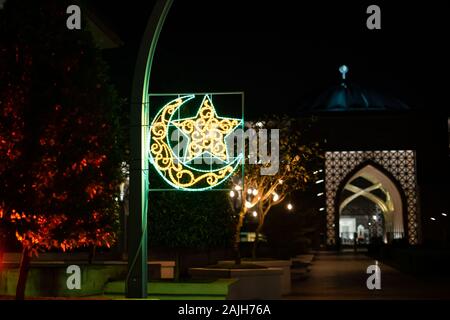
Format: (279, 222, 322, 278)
(86, 1, 449, 238)
(91, 3, 449, 187)
(89, 0, 449, 118)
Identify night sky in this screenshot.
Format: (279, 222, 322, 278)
(89, 1, 449, 118)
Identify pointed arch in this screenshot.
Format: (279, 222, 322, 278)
(335, 161, 408, 243)
(324, 150, 419, 247)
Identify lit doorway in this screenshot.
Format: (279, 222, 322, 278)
(338, 164, 405, 246)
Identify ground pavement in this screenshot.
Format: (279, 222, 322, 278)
(287, 251, 450, 299)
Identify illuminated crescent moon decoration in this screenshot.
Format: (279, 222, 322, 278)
(149, 94, 243, 191)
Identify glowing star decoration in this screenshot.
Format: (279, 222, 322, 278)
(149, 94, 243, 191)
(172, 95, 240, 163)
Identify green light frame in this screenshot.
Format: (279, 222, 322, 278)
(148, 92, 245, 191)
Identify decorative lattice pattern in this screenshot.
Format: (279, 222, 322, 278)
(325, 150, 419, 245)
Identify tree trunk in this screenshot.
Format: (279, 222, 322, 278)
(0, 238, 4, 268)
(234, 212, 245, 265)
(252, 224, 263, 260)
(15, 247, 31, 300)
(88, 244, 96, 264)
(252, 204, 267, 260)
(174, 250, 181, 281)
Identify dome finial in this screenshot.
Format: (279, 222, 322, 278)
(339, 65, 349, 80)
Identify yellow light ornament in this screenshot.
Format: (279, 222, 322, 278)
(149, 94, 243, 191)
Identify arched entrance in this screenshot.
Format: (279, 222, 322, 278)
(324, 150, 420, 247)
(337, 164, 405, 246)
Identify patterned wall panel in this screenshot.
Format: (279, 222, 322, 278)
(325, 150, 419, 246)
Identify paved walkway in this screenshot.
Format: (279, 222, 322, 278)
(288, 251, 450, 299)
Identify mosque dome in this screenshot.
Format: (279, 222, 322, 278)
(301, 65, 409, 113)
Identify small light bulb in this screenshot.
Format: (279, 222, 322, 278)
(229, 190, 235, 198)
(234, 185, 242, 191)
(245, 201, 253, 208)
(247, 188, 253, 195)
(252, 189, 258, 196)
(252, 211, 258, 217)
(287, 203, 293, 210)
(273, 193, 279, 201)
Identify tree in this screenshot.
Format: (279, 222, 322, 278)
(0, 0, 124, 299)
(230, 116, 321, 262)
(148, 189, 235, 280)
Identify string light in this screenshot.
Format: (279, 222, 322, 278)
(252, 211, 258, 217)
(287, 203, 293, 211)
(247, 188, 253, 195)
(245, 201, 253, 208)
(252, 189, 258, 196)
(149, 95, 242, 191)
(229, 190, 235, 198)
(171, 95, 240, 162)
(272, 192, 279, 201)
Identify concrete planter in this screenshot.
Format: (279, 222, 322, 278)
(189, 267, 283, 300)
(218, 260, 292, 295)
(149, 261, 175, 279)
(0, 264, 127, 297)
(0, 259, 175, 297)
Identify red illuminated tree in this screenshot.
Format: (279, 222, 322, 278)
(0, 0, 124, 299)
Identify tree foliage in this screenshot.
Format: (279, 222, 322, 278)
(148, 190, 235, 250)
(0, 0, 124, 257)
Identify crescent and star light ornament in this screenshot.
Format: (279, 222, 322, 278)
(149, 94, 243, 191)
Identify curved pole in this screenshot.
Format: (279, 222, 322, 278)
(128, 0, 173, 298)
